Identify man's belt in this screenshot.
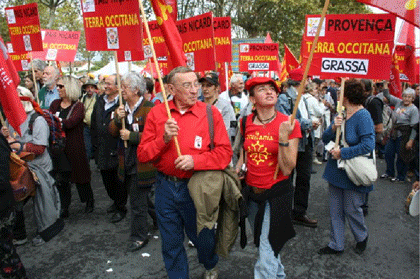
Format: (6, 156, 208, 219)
(251, 186, 267, 194)
(158, 171, 189, 182)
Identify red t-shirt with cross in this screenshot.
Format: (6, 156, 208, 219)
(243, 112, 302, 189)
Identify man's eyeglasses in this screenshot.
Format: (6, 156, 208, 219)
(57, 84, 65, 89)
(174, 81, 201, 90)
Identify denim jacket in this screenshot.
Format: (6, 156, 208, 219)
(275, 86, 314, 152)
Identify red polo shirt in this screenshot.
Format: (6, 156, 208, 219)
(137, 100, 233, 178)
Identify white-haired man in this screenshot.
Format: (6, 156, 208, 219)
(219, 73, 249, 119)
(38, 65, 60, 109)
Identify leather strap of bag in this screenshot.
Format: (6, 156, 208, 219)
(206, 104, 215, 150)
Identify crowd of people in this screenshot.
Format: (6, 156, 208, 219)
(0, 59, 419, 279)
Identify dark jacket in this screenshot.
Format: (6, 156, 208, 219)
(50, 100, 91, 184)
(0, 134, 14, 219)
(109, 98, 156, 186)
(91, 95, 120, 170)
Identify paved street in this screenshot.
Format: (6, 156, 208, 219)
(16, 158, 419, 279)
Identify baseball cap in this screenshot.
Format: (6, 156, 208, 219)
(288, 68, 304, 82)
(199, 72, 219, 86)
(81, 79, 98, 91)
(245, 77, 280, 93)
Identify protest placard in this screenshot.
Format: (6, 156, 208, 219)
(30, 30, 80, 62)
(238, 43, 280, 72)
(142, 21, 168, 59)
(6, 42, 30, 72)
(80, 0, 142, 51)
(176, 12, 216, 72)
(301, 13, 396, 79)
(214, 17, 232, 63)
(5, 3, 43, 52)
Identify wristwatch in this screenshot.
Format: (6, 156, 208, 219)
(279, 142, 289, 147)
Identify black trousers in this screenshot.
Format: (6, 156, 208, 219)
(100, 167, 127, 211)
(126, 174, 151, 242)
(56, 171, 94, 211)
(292, 141, 313, 217)
(0, 212, 27, 279)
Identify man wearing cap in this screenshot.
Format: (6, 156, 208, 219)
(276, 68, 319, 228)
(200, 72, 236, 144)
(82, 80, 98, 160)
(137, 66, 232, 279)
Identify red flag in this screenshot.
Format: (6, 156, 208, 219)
(150, 0, 186, 68)
(279, 59, 288, 83)
(389, 55, 402, 98)
(284, 44, 300, 74)
(399, 21, 416, 83)
(264, 32, 273, 43)
(356, 0, 419, 27)
(0, 36, 27, 135)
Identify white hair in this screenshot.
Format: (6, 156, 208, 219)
(122, 72, 146, 96)
(230, 74, 243, 85)
(402, 87, 415, 97)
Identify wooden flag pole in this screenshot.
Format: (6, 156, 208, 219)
(138, 0, 181, 157)
(334, 78, 346, 147)
(30, 56, 40, 104)
(224, 62, 229, 93)
(113, 51, 128, 148)
(290, 0, 330, 123)
(274, 0, 330, 180)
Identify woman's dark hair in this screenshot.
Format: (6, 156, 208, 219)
(344, 78, 366, 105)
(144, 77, 154, 93)
(361, 79, 373, 94)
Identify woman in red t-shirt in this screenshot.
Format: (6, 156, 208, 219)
(236, 77, 301, 279)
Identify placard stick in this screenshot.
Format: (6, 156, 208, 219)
(30, 56, 39, 104)
(225, 62, 229, 93)
(113, 51, 127, 148)
(128, 61, 132, 72)
(138, 0, 181, 157)
(334, 78, 346, 147)
(274, 0, 330, 180)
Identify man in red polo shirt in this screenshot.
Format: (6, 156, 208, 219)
(137, 66, 232, 279)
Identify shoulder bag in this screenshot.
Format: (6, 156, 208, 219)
(337, 120, 378, 186)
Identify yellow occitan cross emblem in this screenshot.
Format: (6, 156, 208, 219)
(156, 0, 173, 25)
(248, 141, 271, 165)
(405, 0, 418, 10)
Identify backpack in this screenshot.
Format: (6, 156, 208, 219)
(19, 96, 74, 158)
(28, 110, 66, 158)
(364, 95, 396, 144)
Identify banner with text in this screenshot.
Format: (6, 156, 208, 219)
(5, 3, 43, 52)
(239, 43, 280, 72)
(117, 49, 144, 62)
(143, 21, 168, 59)
(213, 17, 232, 63)
(30, 30, 80, 62)
(6, 42, 30, 72)
(176, 12, 216, 72)
(80, 0, 142, 51)
(301, 13, 396, 79)
(142, 57, 169, 78)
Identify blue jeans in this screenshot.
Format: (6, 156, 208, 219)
(328, 184, 368, 251)
(385, 136, 408, 180)
(83, 125, 92, 160)
(248, 201, 286, 279)
(155, 173, 218, 279)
